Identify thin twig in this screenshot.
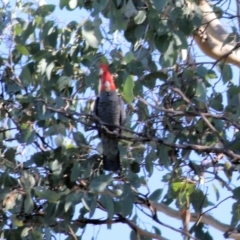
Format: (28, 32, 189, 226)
(195, 196, 233, 226)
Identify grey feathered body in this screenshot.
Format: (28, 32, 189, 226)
(94, 91, 125, 171)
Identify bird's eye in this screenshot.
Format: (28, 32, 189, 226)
(104, 81, 111, 91)
(104, 81, 110, 88)
(99, 68, 103, 76)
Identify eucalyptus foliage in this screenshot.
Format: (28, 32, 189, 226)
(0, 0, 238, 239)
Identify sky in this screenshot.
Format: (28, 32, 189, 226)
(3, 0, 240, 239)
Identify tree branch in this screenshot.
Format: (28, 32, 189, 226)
(145, 200, 230, 233)
(187, 0, 240, 67)
(74, 187, 232, 236)
(74, 217, 167, 240)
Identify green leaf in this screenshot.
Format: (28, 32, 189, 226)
(212, 184, 220, 202)
(169, 7, 182, 23)
(31, 230, 43, 240)
(21, 21, 35, 43)
(89, 175, 112, 193)
(31, 152, 47, 167)
(123, 75, 134, 103)
(195, 82, 206, 102)
(63, 60, 73, 76)
(50, 159, 62, 175)
(64, 191, 83, 212)
(73, 132, 87, 145)
(172, 181, 195, 194)
(70, 162, 80, 182)
(70, 45, 80, 62)
(11, 215, 23, 227)
(16, 44, 29, 55)
(196, 65, 208, 79)
(126, 171, 141, 189)
(60, 0, 68, 9)
(55, 135, 64, 147)
(134, 10, 146, 25)
(192, 4, 203, 27)
(46, 61, 55, 80)
(154, 34, 170, 53)
(109, 3, 128, 31)
(218, 63, 232, 84)
(190, 189, 207, 212)
(26, 42, 40, 55)
(24, 195, 34, 214)
(233, 187, 240, 200)
(58, 76, 71, 91)
(145, 153, 154, 177)
(150, 0, 167, 11)
(160, 41, 178, 67)
(124, 52, 136, 63)
(4, 148, 16, 162)
(172, 182, 186, 192)
(119, 184, 135, 216)
(155, 19, 172, 36)
(130, 161, 140, 173)
(81, 193, 97, 214)
(35, 4, 56, 17)
(19, 64, 33, 86)
(143, 71, 168, 82)
(15, 128, 35, 145)
(206, 69, 217, 80)
(34, 187, 60, 203)
(20, 171, 36, 189)
(82, 20, 101, 49)
(209, 93, 223, 111)
(33, 50, 49, 61)
(99, 195, 114, 219)
(21, 227, 31, 238)
(231, 202, 240, 226)
(153, 226, 161, 236)
(41, 21, 55, 39)
(11, 48, 22, 64)
(134, 25, 146, 39)
(194, 223, 213, 240)
(44, 26, 58, 48)
(81, 196, 91, 212)
(14, 23, 23, 35)
(173, 30, 188, 49)
(149, 189, 163, 201)
(222, 33, 237, 48)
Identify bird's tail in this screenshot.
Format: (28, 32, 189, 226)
(103, 150, 121, 171)
(101, 136, 121, 171)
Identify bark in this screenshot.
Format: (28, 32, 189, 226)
(192, 0, 240, 66)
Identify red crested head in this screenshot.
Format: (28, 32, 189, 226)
(99, 64, 116, 92)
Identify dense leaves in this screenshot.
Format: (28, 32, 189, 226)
(0, 0, 239, 239)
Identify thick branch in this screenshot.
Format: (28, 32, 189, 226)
(194, 32, 240, 67)
(147, 201, 230, 233)
(196, 0, 230, 42)
(83, 188, 233, 236)
(186, 0, 240, 67)
(74, 217, 167, 240)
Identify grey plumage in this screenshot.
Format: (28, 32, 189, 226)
(94, 91, 125, 171)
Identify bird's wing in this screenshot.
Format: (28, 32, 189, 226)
(119, 96, 126, 126)
(93, 96, 99, 117)
(93, 96, 101, 136)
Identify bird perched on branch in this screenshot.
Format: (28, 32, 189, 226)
(94, 64, 125, 171)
